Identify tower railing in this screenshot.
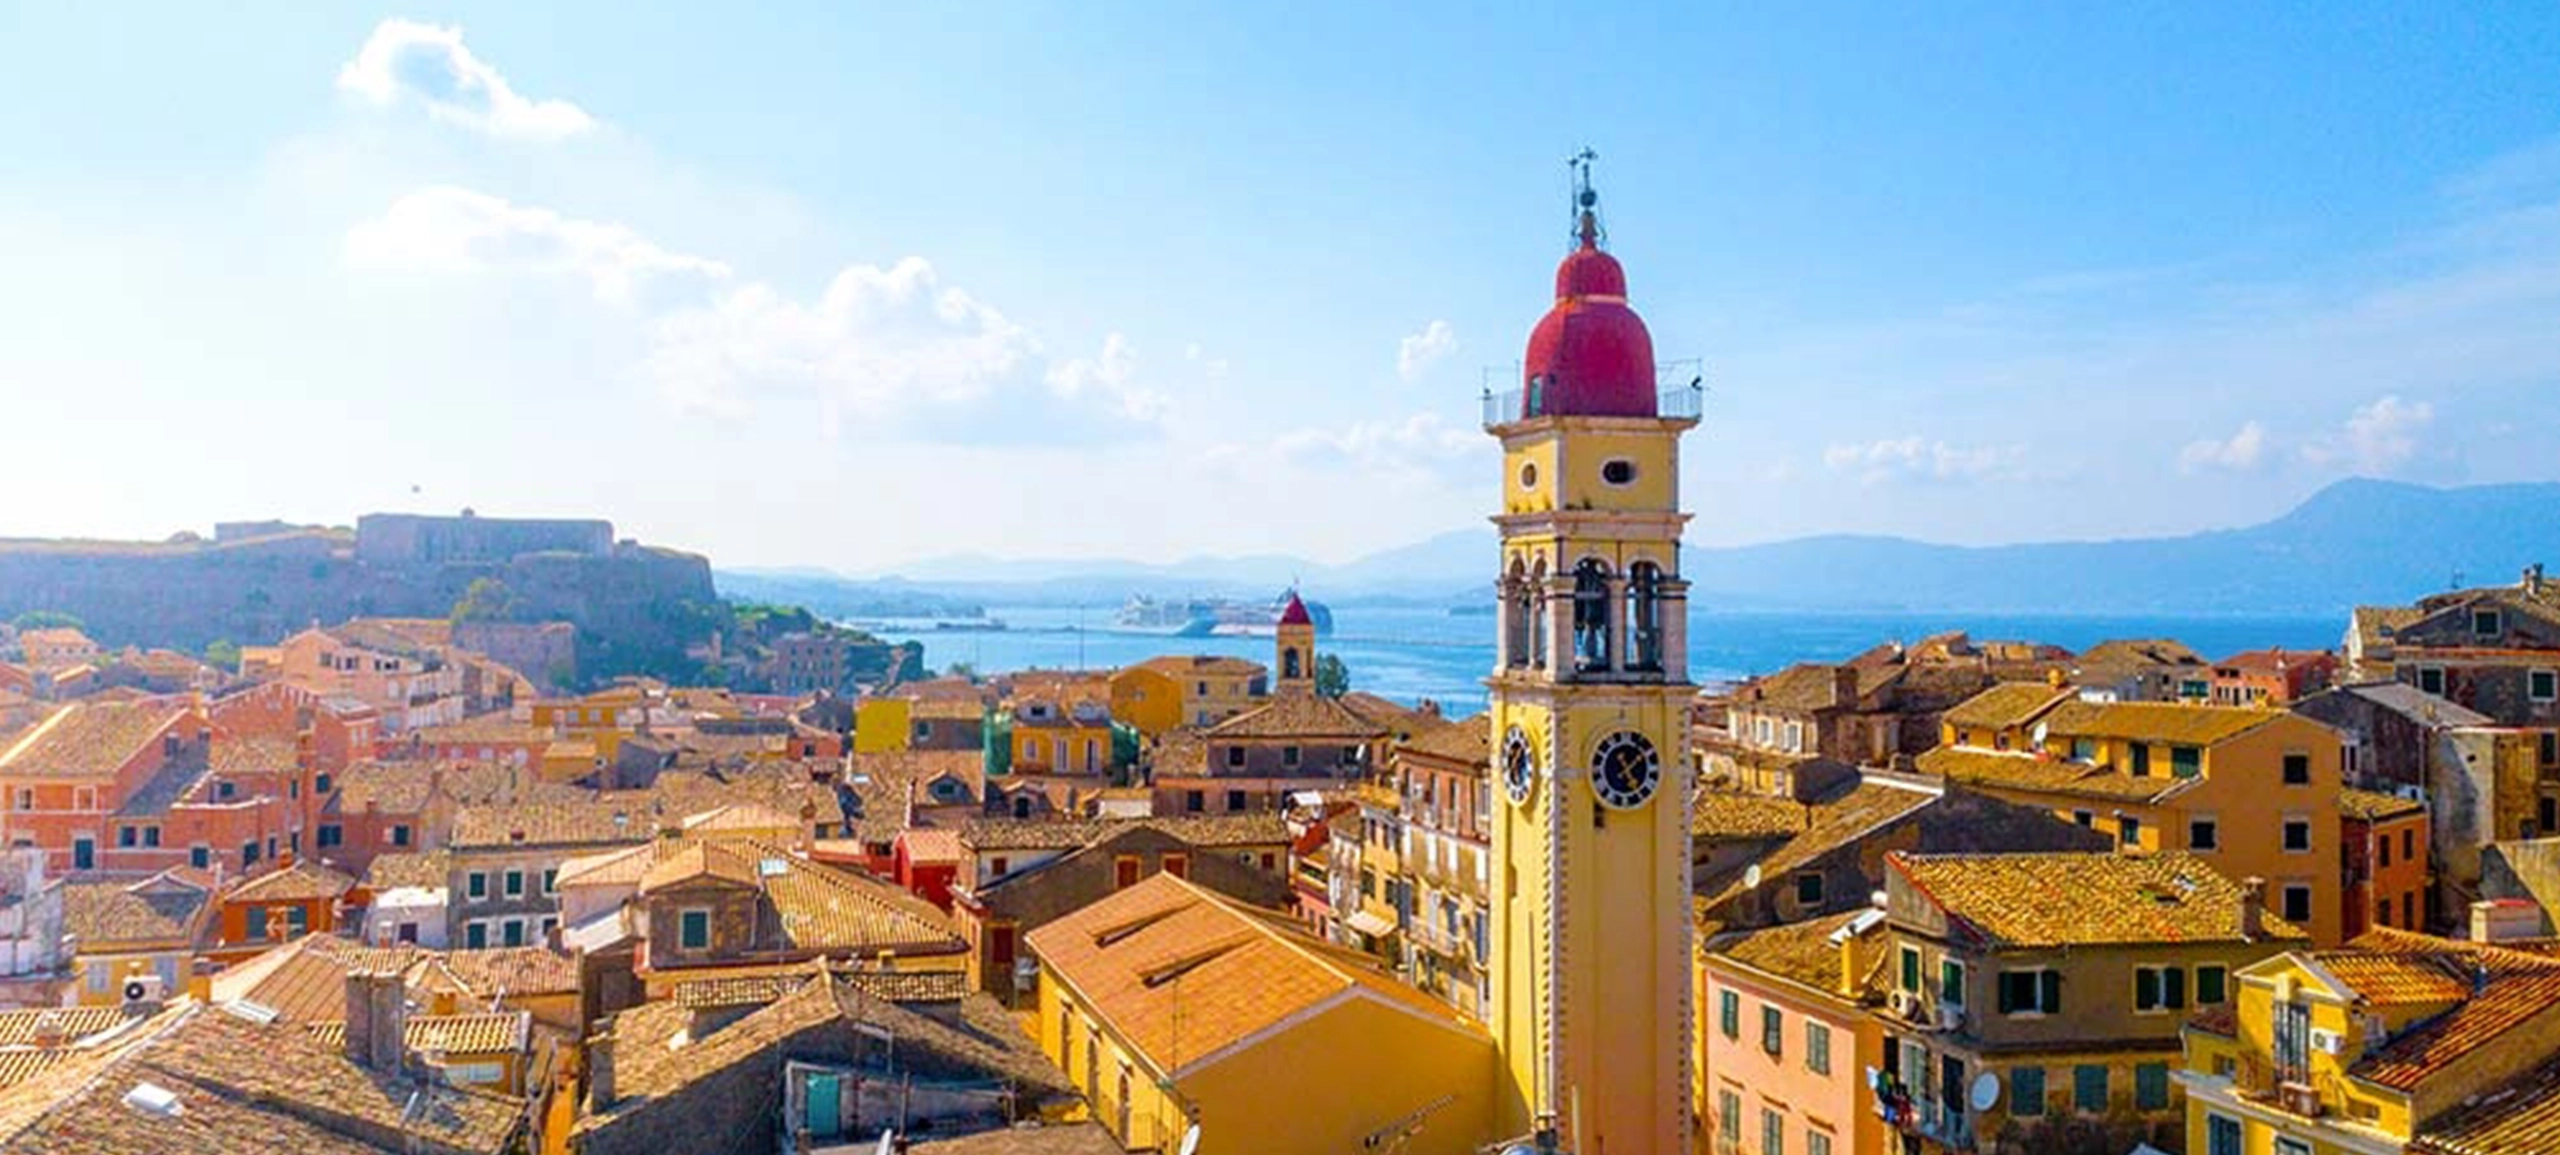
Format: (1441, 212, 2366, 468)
(1479, 360, 1705, 429)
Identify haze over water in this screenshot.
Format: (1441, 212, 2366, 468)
(873, 604, 2341, 711)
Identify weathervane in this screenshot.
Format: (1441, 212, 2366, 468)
(1568, 147, 1603, 248)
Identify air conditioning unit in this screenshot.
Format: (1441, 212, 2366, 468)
(121, 974, 166, 1004)
(2310, 1027, 2346, 1056)
(1889, 989, 1923, 1019)
(2279, 1081, 2324, 1118)
(1935, 1005, 1965, 1033)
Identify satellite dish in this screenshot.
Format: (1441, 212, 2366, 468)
(873, 1128, 894, 1155)
(1178, 1123, 1201, 1155)
(1743, 864, 1762, 889)
(1968, 1072, 2000, 1113)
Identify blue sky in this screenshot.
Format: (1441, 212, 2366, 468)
(3, 4, 2558, 572)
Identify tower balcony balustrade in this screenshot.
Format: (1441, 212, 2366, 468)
(1480, 361, 1704, 430)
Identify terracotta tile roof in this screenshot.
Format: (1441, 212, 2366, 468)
(755, 846, 964, 957)
(958, 812, 1290, 853)
(224, 860, 357, 905)
(1739, 663, 1900, 714)
(1137, 655, 1266, 677)
(0, 1048, 72, 1090)
(1941, 682, 2077, 731)
(451, 799, 652, 850)
(1692, 782, 1947, 914)
(1341, 692, 1434, 738)
(61, 871, 212, 948)
(2338, 787, 2427, 821)
(554, 842, 658, 889)
(905, 1123, 1127, 1154)
(0, 1003, 524, 1154)
(911, 697, 988, 721)
(2338, 682, 2495, 727)
(2076, 638, 2206, 671)
(410, 716, 554, 746)
(208, 935, 432, 1023)
(1691, 791, 1825, 839)
(2040, 700, 2283, 746)
(637, 839, 763, 892)
(2319, 936, 2560, 1092)
(0, 701, 189, 778)
(2350, 605, 2424, 651)
(900, 827, 965, 864)
(1889, 850, 2306, 949)
(2412, 1050, 2560, 1155)
(1205, 693, 1389, 741)
(837, 966, 973, 1004)
(0, 1006, 127, 1047)
(678, 801, 803, 834)
(1397, 713, 1489, 769)
(1917, 745, 2183, 802)
(671, 973, 810, 1009)
(2186, 1003, 2238, 1037)
(590, 968, 1069, 1136)
(434, 946, 579, 997)
(1702, 909, 1878, 993)
(1025, 873, 1480, 1078)
(301, 1012, 530, 1056)
(359, 850, 451, 892)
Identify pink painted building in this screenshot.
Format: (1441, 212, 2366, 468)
(1697, 910, 1890, 1155)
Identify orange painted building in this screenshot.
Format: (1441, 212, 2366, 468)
(206, 858, 359, 964)
(2340, 787, 2431, 938)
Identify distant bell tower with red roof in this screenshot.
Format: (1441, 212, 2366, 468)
(1275, 590, 1315, 697)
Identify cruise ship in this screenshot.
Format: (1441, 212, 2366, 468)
(1113, 590, 1333, 636)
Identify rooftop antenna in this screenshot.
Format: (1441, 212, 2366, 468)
(1567, 147, 1603, 249)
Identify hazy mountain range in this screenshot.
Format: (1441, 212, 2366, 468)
(718, 479, 2560, 617)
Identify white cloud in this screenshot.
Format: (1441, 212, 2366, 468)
(1822, 436, 2026, 486)
(1203, 411, 1488, 482)
(343, 186, 729, 304)
(1396, 320, 1456, 382)
(337, 18, 596, 141)
(342, 187, 1162, 435)
(2303, 395, 2434, 474)
(2177, 420, 2269, 474)
(1045, 332, 1170, 423)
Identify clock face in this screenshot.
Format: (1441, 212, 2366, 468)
(1592, 731, 1661, 809)
(1502, 727, 1537, 806)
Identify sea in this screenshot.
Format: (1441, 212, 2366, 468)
(865, 605, 2343, 714)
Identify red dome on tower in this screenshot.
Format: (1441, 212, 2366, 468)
(1278, 592, 1312, 627)
(1521, 199, 1657, 420)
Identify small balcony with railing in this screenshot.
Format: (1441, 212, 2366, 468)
(1480, 360, 1704, 430)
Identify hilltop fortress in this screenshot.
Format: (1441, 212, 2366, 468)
(0, 511, 714, 653)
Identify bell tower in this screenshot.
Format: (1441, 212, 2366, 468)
(1485, 152, 1698, 1155)
(1275, 591, 1315, 697)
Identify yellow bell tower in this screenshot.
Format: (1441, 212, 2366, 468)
(1486, 154, 1697, 1155)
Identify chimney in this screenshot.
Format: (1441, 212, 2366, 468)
(29, 1010, 67, 1049)
(586, 1021, 619, 1111)
(2470, 898, 2544, 943)
(343, 968, 406, 1072)
(1831, 666, 1859, 708)
(2528, 564, 2546, 597)
(1837, 936, 1861, 999)
(2240, 877, 2267, 941)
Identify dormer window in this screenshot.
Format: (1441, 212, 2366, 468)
(2474, 609, 2503, 637)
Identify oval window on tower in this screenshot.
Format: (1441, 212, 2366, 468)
(1519, 462, 1539, 489)
(1601, 459, 1638, 486)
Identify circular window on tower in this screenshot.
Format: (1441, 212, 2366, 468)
(1601, 459, 1638, 486)
(1519, 462, 1539, 490)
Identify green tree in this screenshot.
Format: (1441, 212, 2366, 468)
(204, 638, 242, 672)
(1314, 653, 1351, 699)
(449, 577, 522, 625)
(10, 610, 83, 632)
(945, 661, 979, 682)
